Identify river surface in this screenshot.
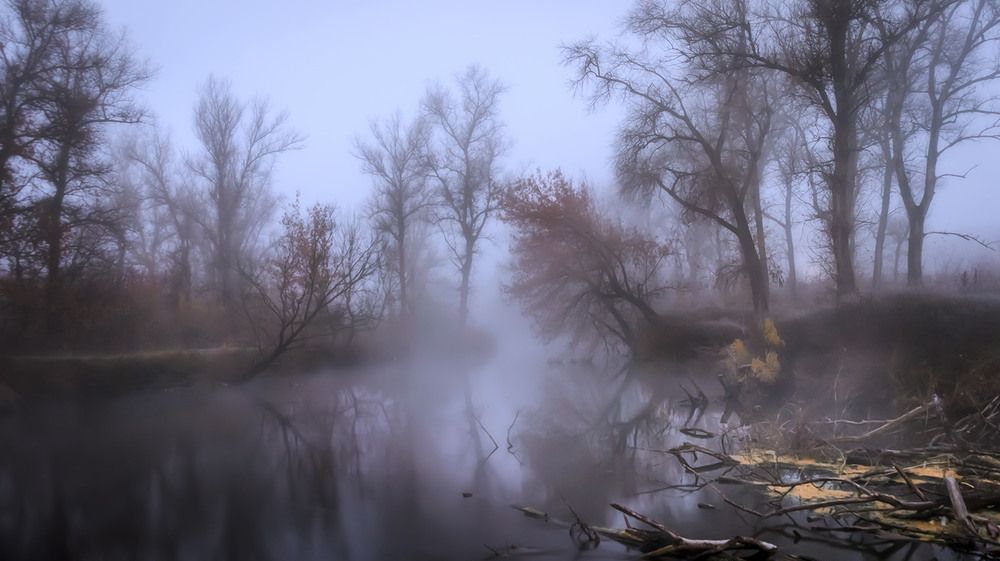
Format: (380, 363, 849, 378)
(0, 339, 975, 560)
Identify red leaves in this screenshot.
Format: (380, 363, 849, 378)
(499, 169, 671, 349)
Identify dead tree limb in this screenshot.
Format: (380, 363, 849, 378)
(610, 503, 778, 556)
(827, 403, 934, 444)
(945, 476, 978, 536)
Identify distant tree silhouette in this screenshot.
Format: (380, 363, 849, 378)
(189, 76, 302, 313)
(422, 64, 510, 326)
(354, 112, 432, 317)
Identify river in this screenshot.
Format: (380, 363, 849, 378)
(0, 338, 975, 560)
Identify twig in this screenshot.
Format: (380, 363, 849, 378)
(925, 231, 997, 251)
(474, 414, 499, 462)
(680, 427, 716, 439)
(610, 503, 681, 540)
(563, 499, 600, 546)
(506, 409, 521, 454)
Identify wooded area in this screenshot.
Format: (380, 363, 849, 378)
(1, 0, 999, 371)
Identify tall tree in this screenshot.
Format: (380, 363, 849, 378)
(422, 64, 509, 326)
(878, 0, 1000, 286)
(0, 0, 151, 336)
(189, 76, 303, 310)
(354, 112, 431, 317)
(767, 120, 813, 301)
(564, 0, 776, 318)
(736, 0, 945, 296)
(127, 128, 201, 308)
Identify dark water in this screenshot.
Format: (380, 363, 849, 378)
(0, 347, 974, 560)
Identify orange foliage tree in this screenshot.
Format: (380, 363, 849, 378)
(500, 169, 672, 352)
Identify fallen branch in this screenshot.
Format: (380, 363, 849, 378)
(511, 503, 777, 557)
(892, 459, 927, 502)
(945, 476, 978, 536)
(827, 403, 934, 444)
(611, 503, 777, 556)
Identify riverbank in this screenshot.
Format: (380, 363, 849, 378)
(0, 347, 259, 400)
(640, 292, 1000, 418)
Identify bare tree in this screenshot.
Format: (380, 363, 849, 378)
(767, 121, 810, 301)
(189, 76, 303, 311)
(126, 127, 202, 308)
(238, 198, 380, 381)
(354, 112, 431, 317)
(564, 0, 776, 318)
(716, 0, 947, 297)
(422, 64, 510, 326)
(0, 0, 50, 229)
(878, 0, 1000, 286)
(0, 0, 152, 338)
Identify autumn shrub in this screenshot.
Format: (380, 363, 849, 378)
(499, 169, 673, 354)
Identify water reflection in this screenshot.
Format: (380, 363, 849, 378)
(0, 355, 976, 560)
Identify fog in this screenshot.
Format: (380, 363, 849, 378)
(4, 0, 1000, 558)
(4, 304, 978, 558)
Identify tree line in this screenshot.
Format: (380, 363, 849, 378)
(0, 0, 997, 362)
(504, 0, 1000, 352)
(0, 0, 510, 362)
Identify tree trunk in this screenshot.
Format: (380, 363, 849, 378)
(751, 179, 770, 301)
(397, 227, 407, 316)
(43, 196, 64, 339)
(42, 143, 71, 340)
(906, 211, 925, 287)
(458, 240, 473, 327)
(829, 0, 859, 298)
(781, 177, 798, 301)
(873, 138, 894, 291)
(734, 212, 769, 320)
(782, 224, 797, 303)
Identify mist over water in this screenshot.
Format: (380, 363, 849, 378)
(0, 309, 972, 560)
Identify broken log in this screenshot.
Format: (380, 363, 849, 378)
(945, 476, 978, 536)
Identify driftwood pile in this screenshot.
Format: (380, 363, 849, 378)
(509, 396, 1000, 558)
(674, 396, 1000, 556)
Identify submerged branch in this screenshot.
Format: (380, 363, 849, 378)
(511, 503, 777, 557)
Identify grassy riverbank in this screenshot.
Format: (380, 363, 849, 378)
(0, 347, 259, 399)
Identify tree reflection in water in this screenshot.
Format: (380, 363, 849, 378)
(0, 358, 973, 560)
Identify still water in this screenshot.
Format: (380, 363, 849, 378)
(0, 345, 972, 560)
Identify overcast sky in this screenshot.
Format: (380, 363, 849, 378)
(99, 0, 1000, 272)
(100, 0, 626, 210)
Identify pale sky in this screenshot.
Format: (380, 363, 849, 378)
(100, 0, 626, 210)
(99, 0, 1000, 274)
